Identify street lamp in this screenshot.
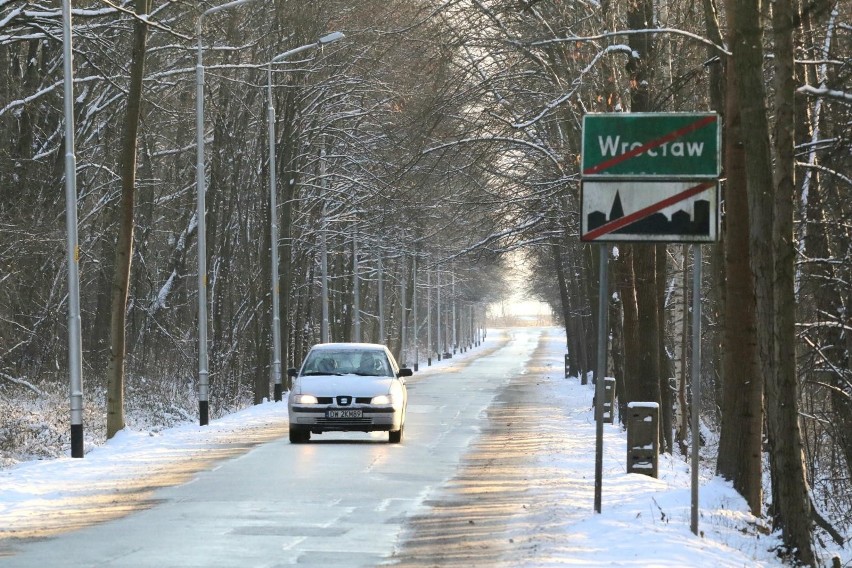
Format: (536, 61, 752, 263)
(427, 269, 432, 366)
(320, 151, 330, 343)
(436, 268, 442, 360)
(61, 0, 84, 458)
(196, 0, 259, 426)
(412, 256, 418, 371)
(267, 32, 344, 397)
(352, 225, 361, 342)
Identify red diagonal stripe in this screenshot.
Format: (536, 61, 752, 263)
(583, 115, 717, 175)
(584, 181, 715, 241)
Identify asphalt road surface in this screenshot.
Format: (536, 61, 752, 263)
(3, 327, 563, 567)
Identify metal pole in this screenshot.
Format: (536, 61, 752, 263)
(378, 252, 385, 344)
(691, 245, 703, 535)
(451, 270, 457, 354)
(467, 304, 473, 349)
(436, 268, 442, 360)
(265, 59, 293, 392)
(427, 270, 432, 366)
(195, 17, 210, 426)
(266, 31, 343, 354)
(320, 168, 329, 343)
(594, 244, 609, 513)
(413, 257, 418, 371)
(352, 227, 360, 342)
(62, 0, 84, 458)
(400, 265, 407, 364)
(195, 0, 263, 425)
(267, 63, 282, 401)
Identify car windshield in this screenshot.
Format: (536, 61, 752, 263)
(301, 349, 392, 377)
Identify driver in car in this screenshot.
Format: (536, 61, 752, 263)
(357, 354, 378, 375)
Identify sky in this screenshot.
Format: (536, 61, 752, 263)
(488, 250, 553, 320)
(1, 329, 847, 567)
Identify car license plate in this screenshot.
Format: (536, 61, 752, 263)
(327, 409, 362, 419)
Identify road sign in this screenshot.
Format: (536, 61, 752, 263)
(582, 113, 720, 178)
(581, 180, 718, 242)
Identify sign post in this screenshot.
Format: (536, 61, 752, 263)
(581, 113, 719, 534)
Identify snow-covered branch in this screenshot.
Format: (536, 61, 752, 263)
(796, 84, 852, 103)
(522, 28, 730, 56)
(0, 372, 44, 396)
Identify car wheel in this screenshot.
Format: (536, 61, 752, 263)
(289, 426, 310, 443)
(389, 425, 403, 444)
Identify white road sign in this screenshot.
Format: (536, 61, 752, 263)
(581, 180, 719, 242)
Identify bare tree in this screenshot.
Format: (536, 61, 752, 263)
(106, 0, 151, 439)
(730, 0, 815, 561)
(716, 0, 763, 516)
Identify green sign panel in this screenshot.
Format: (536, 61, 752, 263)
(582, 112, 720, 178)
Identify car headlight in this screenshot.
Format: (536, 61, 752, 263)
(370, 394, 393, 405)
(292, 394, 318, 404)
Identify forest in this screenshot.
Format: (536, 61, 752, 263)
(0, 0, 850, 564)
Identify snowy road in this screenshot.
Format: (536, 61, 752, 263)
(2, 328, 802, 567)
(3, 328, 541, 567)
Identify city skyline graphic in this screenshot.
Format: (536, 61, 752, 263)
(586, 190, 711, 237)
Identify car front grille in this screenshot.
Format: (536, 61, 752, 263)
(313, 396, 371, 404)
(310, 396, 373, 405)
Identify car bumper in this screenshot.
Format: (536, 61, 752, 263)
(289, 406, 402, 433)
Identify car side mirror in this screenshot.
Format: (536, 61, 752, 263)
(287, 368, 298, 378)
(398, 368, 413, 378)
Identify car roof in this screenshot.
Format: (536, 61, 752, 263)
(309, 343, 387, 352)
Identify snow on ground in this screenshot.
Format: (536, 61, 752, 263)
(0, 328, 846, 566)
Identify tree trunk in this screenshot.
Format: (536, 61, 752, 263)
(626, 0, 662, 414)
(616, 245, 640, 405)
(106, 0, 150, 439)
(769, 0, 816, 562)
(657, 244, 672, 453)
(702, 0, 727, 429)
(586, 243, 600, 385)
(730, 0, 815, 561)
(676, 247, 689, 456)
(716, 9, 763, 514)
(633, 246, 662, 407)
(568, 246, 591, 379)
(551, 240, 578, 375)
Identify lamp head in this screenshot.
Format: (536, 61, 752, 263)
(318, 31, 345, 45)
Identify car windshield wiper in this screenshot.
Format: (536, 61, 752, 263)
(302, 371, 343, 376)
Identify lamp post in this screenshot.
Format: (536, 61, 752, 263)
(196, 0, 258, 425)
(266, 31, 344, 398)
(426, 269, 431, 366)
(452, 269, 457, 354)
(412, 256, 418, 371)
(400, 265, 407, 364)
(377, 252, 385, 344)
(320, 154, 330, 343)
(61, 0, 84, 458)
(436, 268, 441, 360)
(352, 226, 361, 342)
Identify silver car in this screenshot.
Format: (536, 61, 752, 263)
(287, 343, 411, 444)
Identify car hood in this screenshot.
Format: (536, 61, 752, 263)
(294, 375, 393, 397)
